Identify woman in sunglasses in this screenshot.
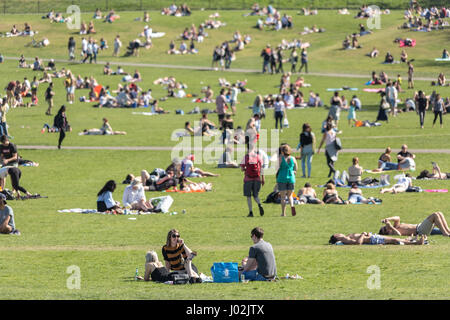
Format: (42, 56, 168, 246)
(162, 229, 201, 282)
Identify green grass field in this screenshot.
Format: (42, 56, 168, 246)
(0, 7, 449, 300)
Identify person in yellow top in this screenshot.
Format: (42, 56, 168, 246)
(0, 98, 9, 137)
(64, 71, 76, 105)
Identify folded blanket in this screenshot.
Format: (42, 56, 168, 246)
(57, 208, 157, 215)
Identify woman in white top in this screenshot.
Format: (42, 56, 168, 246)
(122, 179, 154, 211)
(380, 173, 413, 194)
(317, 122, 338, 177)
(273, 96, 285, 130)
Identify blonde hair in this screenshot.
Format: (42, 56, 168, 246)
(281, 144, 292, 156)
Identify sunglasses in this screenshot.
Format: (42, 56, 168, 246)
(171, 234, 180, 238)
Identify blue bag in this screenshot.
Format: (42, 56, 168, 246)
(210, 262, 239, 283)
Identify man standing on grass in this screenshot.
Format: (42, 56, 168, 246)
(45, 82, 55, 116)
(240, 227, 276, 281)
(0, 193, 20, 235)
(240, 140, 264, 217)
(407, 60, 414, 89)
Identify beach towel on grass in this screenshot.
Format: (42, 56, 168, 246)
(399, 39, 416, 47)
(424, 189, 448, 193)
(363, 88, 385, 92)
(318, 184, 388, 189)
(165, 189, 206, 193)
(435, 58, 450, 61)
(57, 208, 156, 215)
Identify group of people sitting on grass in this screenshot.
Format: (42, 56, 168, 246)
(161, 3, 191, 16)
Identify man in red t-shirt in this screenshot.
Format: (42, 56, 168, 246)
(240, 147, 265, 217)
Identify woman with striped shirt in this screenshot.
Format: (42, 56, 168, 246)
(162, 229, 201, 282)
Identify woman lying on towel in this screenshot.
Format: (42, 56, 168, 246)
(348, 183, 376, 204)
(329, 232, 427, 245)
(417, 162, 450, 180)
(79, 118, 127, 135)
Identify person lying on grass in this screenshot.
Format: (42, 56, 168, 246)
(379, 212, 450, 237)
(416, 162, 450, 180)
(79, 118, 126, 135)
(122, 179, 154, 212)
(162, 229, 201, 283)
(329, 232, 427, 245)
(297, 183, 323, 204)
(347, 183, 376, 204)
(140, 169, 178, 191)
(0, 194, 20, 235)
(181, 155, 219, 177)
(380, 173, 413, 194)
(136, 250, 171, 282)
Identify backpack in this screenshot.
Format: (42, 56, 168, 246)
(168, 272, 190, 285)
(245, 153, 261, 179)
(1, 189, 15, 200)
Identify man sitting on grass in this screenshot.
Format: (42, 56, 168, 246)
(379, 212, 450, 237)
(329, 232, 426, 245)
(0, 193, 20, 235)
(240, 227, 277, 281)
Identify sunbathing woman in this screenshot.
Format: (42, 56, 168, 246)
(329, 232, 426, 245)
(417, 162, 450, 180)
(79, 118, 126, 135)
(380, 173, 412, 194)
(348, 183, 376, 204)
(322, 183, 348, 204)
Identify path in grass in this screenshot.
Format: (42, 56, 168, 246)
(17, 145, 450, 153)
(3, 56, 437, 81)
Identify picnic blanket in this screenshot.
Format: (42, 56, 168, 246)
(363, 88, 385, 92)
(399, 39, 416, 47)
(435, 58, 450, 61)
(165, 189, 207, 193)
(318, 184, 388, 189)
(132, 112, 155, 116)
(326, 87, 358, 91)
(424, 189, 448, 193)
(57, 208, 150, 215)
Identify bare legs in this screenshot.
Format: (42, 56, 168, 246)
(280, 190, 294, 216)
(427, 211, 450, 236)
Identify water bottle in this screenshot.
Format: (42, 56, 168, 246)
(134, 268, 139, 280)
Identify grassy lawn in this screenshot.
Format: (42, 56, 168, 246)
(0, 8, 449, 300)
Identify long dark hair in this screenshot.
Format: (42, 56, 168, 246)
(97, 180, 116, 196)
(57, 105, 66, 115)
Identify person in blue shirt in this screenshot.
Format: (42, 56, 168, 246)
(97, 180, 121, 213)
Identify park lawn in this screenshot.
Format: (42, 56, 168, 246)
(0, 9, 449, 300)
(1, 58, 450, 149)
(0, 10, 449, 78)
(0, 149, 449, 299)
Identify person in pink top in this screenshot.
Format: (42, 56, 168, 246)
(240, 142, 265, 217)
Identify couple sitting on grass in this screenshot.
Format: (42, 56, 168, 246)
(136, 229, 202, 283)
(330, 211, 450, 245)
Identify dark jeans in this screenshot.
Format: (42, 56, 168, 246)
(325, 150, 336, 177)
(299, 61, 308, 73)
(274, 111, 284, 129)
(433, 111, 442, 125)
(58, 128, 66, 147)
(0, 122, 8, 137)
(419, 109, 426, 126)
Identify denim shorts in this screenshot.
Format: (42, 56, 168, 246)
(277, 182, 295, 191)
